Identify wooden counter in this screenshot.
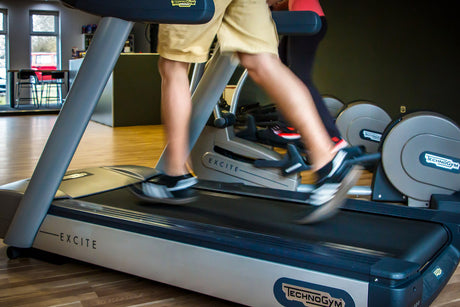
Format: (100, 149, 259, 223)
(69, 53, 162, 127)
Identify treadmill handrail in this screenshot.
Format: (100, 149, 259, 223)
(60, 0, 215, 24)
(272, 11, 322, 35)
(4, 18, 134, 248)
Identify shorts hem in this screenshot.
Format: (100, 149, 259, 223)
(221, 46, 279, 56)
(158, 49, 209, 63)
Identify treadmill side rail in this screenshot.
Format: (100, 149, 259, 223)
(33, 212, 460, 307)
(33, 215, 370, 307)
(369, 245, 460, 307)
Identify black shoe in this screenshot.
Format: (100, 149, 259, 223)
(297, 147, 363, 224)
(130, 173, 198, 205)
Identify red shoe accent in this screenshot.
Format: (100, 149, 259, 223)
(331, 136, 341, 143)
(332, 139, 348, 153)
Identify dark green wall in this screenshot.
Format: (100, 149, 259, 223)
(315, 1, 460, 123)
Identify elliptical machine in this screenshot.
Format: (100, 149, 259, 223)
(191, 65, 460, 208)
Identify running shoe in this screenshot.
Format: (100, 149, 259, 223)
(130, 173, 198, 204)
(297, 147, 363, 224)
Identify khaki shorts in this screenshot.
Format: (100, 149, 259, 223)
(158, 0, 279, 63)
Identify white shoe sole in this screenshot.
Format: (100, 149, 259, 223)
(296, 165, 363, 224)
(129, 183, 198, 205)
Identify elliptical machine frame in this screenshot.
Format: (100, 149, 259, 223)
(190, 59, 460, 208)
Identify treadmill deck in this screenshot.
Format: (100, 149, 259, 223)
(48, 183, 448, 282)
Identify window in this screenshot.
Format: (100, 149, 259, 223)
(30, 11, 60, 74)
(0, 9, 7, 105)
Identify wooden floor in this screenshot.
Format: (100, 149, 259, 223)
(0, 115, 458, 306)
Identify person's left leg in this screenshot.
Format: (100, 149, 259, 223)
(239, 51, 362, 223)
(238, 52, 335, 170)
(213, 0, 361, 222)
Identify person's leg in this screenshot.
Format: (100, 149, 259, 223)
(285, 20, 342, 143)
(239, 51, 362, 223)
(134, 1, 232, 203)
(154, 0, 230, 177)
(158, 57, 192, 176)
(280, 18, 343, 146)
(132, 56, 198, 203)
(238, 52, 334, 170)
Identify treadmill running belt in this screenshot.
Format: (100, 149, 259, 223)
(50, 186, 448, 271)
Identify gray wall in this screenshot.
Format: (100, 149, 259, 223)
(0, 0, 100, 71)
(316, 1, 460, 123)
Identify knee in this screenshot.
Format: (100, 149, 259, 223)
(158, 57, 171, 78)
(158, 57, 188, 80)
(239, 53, 279, 83)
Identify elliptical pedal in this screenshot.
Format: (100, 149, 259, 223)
(254, 144, 311, 176)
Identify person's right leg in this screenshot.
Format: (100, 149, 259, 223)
(158, 57, 192, 177)
(238, 52, 335, 170)
(134, 0, 232, 203)
(215, 0, 361, 222)
(131, 56, 198, 204)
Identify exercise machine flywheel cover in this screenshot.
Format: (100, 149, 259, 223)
(322, 95, 344, 118)
(336, 101, 392, 153)
(381, 111, 460, 203)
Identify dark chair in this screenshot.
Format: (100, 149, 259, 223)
(41, 71, 66, 107)
(15, 69, 39, 108)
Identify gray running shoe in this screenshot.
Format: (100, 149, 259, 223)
(297, 147, 363, 224)
(131, 173, 198, 204)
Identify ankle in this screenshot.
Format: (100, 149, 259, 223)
(331, 138, 348, 155)
(311, 150, 335, 172)
(164, 167, 189, 177)
(315, 160, 333, 183)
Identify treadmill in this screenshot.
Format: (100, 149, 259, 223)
(1, 1, 459, 306)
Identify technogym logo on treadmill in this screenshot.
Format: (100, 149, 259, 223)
(171, 0, 196, 7)
(274, 278, 355, 307)
(420, 151, 460, 174)
(282, 284, 345, 307)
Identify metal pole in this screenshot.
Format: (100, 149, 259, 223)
(5, 17, 134, 248)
